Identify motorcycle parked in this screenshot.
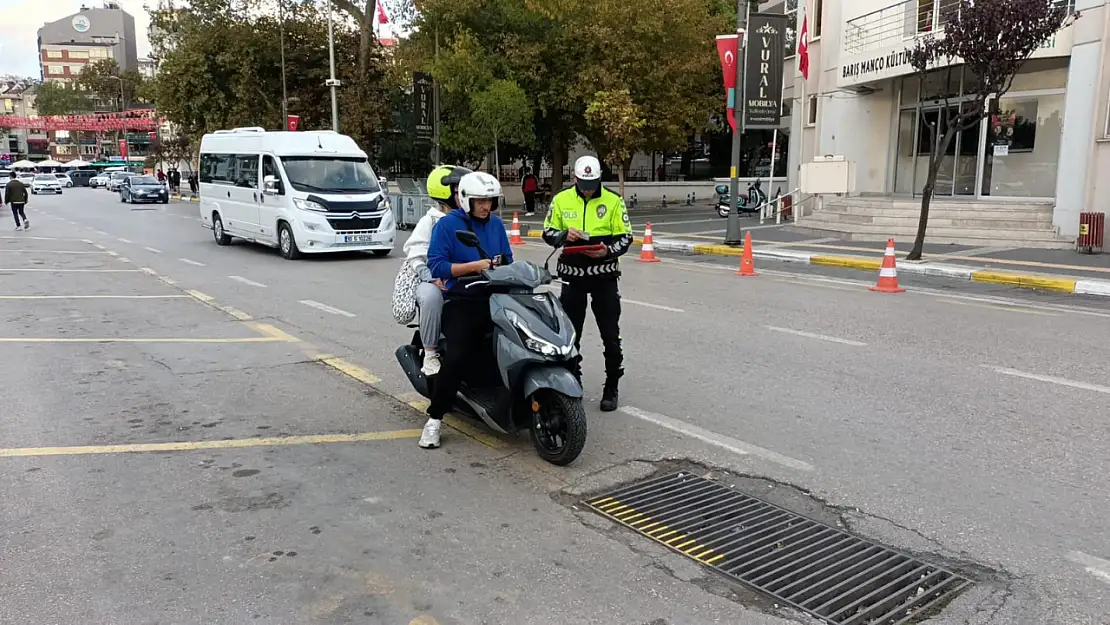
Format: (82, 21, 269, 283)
(715, 179, 768, 218)
(395, 230, 587, 465)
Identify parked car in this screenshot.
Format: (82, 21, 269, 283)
(16, 173, 36, 185)
(120, 174, 169, 204)
(31, 173, 63, 195)
(105, 171, 131, 192)
(53, 173, 74, 188)
(90, 173, 111, 188)
(0, 170, 11, 186)
(67, 169, 97, 187)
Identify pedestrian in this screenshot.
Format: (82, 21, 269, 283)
(188, 172, 198, 197)
(521, 166, 539, 217)
(542, 155, 633, 412)
(157, 168, 166, 185)
(172, 169, 182, 195)
(2, 173, 30, 231)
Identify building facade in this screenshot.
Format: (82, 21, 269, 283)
(788, 0, 1104, 245)
(37, 2, 138, 82)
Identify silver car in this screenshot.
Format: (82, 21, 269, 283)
(31, 174, 63, 195)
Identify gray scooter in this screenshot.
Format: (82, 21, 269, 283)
(395, 230, 587, 465)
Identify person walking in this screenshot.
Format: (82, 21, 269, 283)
(3, 174, 30, 231)
(521, 167, 539, 217)
(542, 155, 633, 411)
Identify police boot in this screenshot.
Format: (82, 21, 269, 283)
(600, 375, 621, 412)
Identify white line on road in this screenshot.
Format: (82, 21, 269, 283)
(0, 268, 140, 273)
(765, 325, 867, 346)
(983, 366, 1110, 395)
(94, 230, 109, 236)
(143, 246, 162, 254)
(299, 299, 356, 317)
(620, 406, 815, 472)
(178, 258, 206, 266)
(622, 298, 685, 313)
(229, 275, 267, 288)
(1066, 551, 1110, 585)
(117, 237, 133, 244)
(0, 295, 189, 300)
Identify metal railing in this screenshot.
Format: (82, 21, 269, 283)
(844, 0, 1075, 56)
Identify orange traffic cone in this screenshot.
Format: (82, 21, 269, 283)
(637, 222, 661, 263)
(509, 212, 525, 246)
(737, 231, 757, 276)
(869, 238, 905, 293)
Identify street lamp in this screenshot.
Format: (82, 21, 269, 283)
(108, 75, 130, 168)
(325, 0, 340, 132)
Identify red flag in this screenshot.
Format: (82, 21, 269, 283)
(376, 0, 389, 24)
(715, 33, 741, 131)
(119, 139, 128, 158)
(286, 115, 300, 131)
(798, 14, 810, 80)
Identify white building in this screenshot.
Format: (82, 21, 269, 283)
(789, 0, 1101, 247)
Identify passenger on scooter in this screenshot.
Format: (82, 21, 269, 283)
(397, 165, 471, 377)
(418, 171, 514, 449)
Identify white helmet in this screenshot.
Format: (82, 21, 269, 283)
(456, 171, 502, 214)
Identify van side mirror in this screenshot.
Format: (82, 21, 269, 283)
(263, 175, 283, 196)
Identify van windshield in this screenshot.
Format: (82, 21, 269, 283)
(280, 157, 381, 194)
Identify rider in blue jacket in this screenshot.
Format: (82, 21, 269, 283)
(420, 171, 513, 449)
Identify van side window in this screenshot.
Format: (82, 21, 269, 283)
(235, 155, 259, 189)
(262, 155, 279, 192)
(200, 153, 234, 185)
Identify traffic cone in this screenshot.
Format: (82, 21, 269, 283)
(737, 231, 757, 276)
(509, 212, 525, 246)
(869, 238, 905, 293)
(637, 222, 661, 263)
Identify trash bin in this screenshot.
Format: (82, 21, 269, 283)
(1078, 212, 1104, 255)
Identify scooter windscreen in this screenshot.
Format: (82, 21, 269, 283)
(481, 261, 552, 289)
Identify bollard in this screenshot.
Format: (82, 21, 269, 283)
(662, 194, 668, 208)
(692, 191, 696, 204)
(631, 193, 638, 208)
(685, 193, 691, 206)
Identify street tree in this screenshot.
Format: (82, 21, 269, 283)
(468, 80, 534, 178)
(585, 89, 645, 198)
(906, 0, 1074, 260)
(77, 59, 145, 110)
(33, 82, 93, 116)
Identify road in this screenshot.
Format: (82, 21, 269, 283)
(1, 188, 1108, 625)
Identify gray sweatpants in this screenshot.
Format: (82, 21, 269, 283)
(415, 281, 444, 350)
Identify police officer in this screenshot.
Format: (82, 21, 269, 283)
(543, 155, 633, 412)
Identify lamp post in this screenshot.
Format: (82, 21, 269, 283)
(326, 0, 340, 131)
(279, 0, 288, 124)
(109, 75, 130, 169)
(725, 0, 750, 246)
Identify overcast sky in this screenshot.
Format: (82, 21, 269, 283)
(0, 0, 152, 78)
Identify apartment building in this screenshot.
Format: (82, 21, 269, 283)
(37, 2, 138, 83)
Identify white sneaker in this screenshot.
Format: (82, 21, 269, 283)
(418, 418, 442, 449)
(420, 351, 441, 376)
(13, 225, 22, 231)
(22, 220, 29, 230)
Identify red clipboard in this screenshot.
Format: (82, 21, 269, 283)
(562, 243, 607, 255)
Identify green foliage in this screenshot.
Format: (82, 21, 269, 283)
(33, 82, 93, 116)
(585, 89, 645, 196)
(76, 59, 145, 109)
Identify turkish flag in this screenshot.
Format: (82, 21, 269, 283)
(119, 139, 128, 158)
(376, 0, 389, 24)
(715, 33, 742, 132)
(286, 115, 300, 131)
(798, 15, 810, 80)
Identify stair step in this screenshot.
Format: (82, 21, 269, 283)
(812, 213, 1055, 230)
(800, 220, 1066, 241)
(794, 229, 1073, 249)
(822, 205, 1053, 219)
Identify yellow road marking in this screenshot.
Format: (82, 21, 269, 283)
(315, 354, 382, 385)
(443, 416, 508, 450)
(947, 299, 1058, 316)
(140, 267, 158, 276)
(248, 322, 299, 342)
(219, 306, 254, 321)
(0, 295, 189, 300)
(0, 429, 423, 458)
(0, 337, 286, 343)
(186, 289, 214, 303)
(409, 616, 440, 625)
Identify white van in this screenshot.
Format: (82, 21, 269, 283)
(197, 127, 394, 259)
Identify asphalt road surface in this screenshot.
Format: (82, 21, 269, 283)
(1, 188, 1108, 625)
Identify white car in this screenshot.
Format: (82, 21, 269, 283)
(16, 173, 34, 185)
(53, 173, 74, 188)
(31, 173, 63, 195)
(90, 173, 110, 188)
(105, 171, 131, 192)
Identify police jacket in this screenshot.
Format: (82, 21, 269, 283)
(543, 186, 633, 280)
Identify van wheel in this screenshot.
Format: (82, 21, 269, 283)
(279, 223, 301, 260)
(371, 249, 390, 257)
(212, 213, 232, 246)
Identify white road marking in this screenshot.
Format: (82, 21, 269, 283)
(984, 366, 1110, 395)
(229, 275, 267, 288)
(0, 268, 139, 273)
(0, 295, 188, 300)
(620, 406, 814, 472)
(0, 250, 107, 254)
(1066, 551, 1110, 585)
(765, 325, 867, 346)
(94, 230, 109, 236)
(299, 299, 356, 317)
(622, 298, 685, 313)
(117, 238, 133, 244)
(178, 258, 206, 266)
(143, 246, 162, 254)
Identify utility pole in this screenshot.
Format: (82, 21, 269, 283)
(725, 0, 749, 245)
(279, 0, 288, 125)
(433, 24, 441, 165)
(325, 0, 340, 132)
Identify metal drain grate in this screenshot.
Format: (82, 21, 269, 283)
(585, 472, 972, 625)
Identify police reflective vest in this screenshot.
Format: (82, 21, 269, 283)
(543, 186, 634, 279)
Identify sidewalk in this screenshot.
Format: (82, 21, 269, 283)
(516, 219, 1110, 298)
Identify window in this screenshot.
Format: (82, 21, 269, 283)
(69, 50, 89, 59)
(280, 157, 382, 194)
(806, 95, 818, 126)
(47, 65, 64, 75)
(90, 48, 108, 58)
(262, 155, 280, 186)
(56, 145, 73, 155)
(200, 153, 234, 185)
(235, 155, 259, 188)
(46, 49, 62, 59)
(784, 0, 798, 58)
(814, 0, 823, 37)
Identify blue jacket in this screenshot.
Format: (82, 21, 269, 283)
(427, 209, 514, 289)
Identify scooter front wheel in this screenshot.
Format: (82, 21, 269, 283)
(530, 390, 587, 466)
(716, 204, 729, 218)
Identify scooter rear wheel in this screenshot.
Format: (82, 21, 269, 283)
(530, 390, 587, 466)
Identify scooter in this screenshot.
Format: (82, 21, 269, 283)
(715, 179, 768, 218)
(395, 230, 587, 465)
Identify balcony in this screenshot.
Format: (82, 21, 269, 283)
(840, 0, 1075, 87)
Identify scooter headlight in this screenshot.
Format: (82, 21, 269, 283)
(505, 309, 570, 357)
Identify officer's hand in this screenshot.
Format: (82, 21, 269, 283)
(566, 228, 585, 242)
(583, 247, 608, 259)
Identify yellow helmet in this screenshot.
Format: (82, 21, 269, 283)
(426, 165, 472, 207)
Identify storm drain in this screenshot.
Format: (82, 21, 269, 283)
(585, 472, 972, 625)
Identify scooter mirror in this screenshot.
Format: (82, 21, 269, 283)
(455, 230, 481, 247)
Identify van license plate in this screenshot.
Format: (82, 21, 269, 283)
(344, 234, 374, 243)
